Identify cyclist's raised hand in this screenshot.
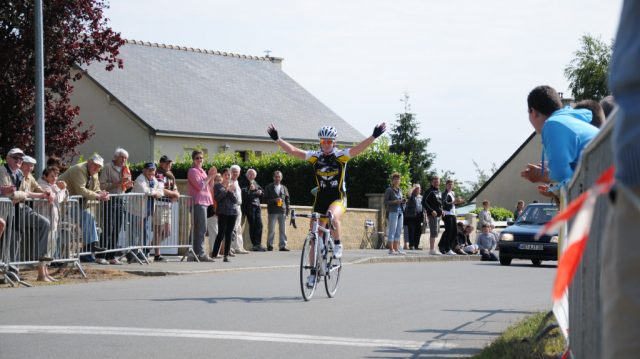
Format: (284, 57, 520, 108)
(267, 124, 279, 141)
(373, 123, 386, 138)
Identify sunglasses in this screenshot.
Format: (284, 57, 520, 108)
(11, 156, 24, 161)
(319, 139, 335, 145)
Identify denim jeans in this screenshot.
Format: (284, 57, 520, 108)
(387, 211, 403, 242)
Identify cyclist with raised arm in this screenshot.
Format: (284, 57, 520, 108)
(266, 122, 386, 263)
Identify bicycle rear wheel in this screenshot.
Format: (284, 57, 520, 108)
(324, 256, 342, 298)
(300, 234, 319, 301)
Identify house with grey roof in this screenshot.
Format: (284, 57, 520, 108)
(70, 39, 364, 163)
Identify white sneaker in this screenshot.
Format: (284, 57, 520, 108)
(333, 243, 343, 258)
(429, 249, 442, 255)
(445, 250, 457, 256)
(306, 274, 316, 288)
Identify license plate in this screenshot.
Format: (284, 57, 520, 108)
(518, 243, 543, 251)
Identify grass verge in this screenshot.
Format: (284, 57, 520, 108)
(472, 311, 565, 359)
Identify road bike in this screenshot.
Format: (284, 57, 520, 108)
(290, 210, 342, 301)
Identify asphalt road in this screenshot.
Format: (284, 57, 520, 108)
(0, 259, 555, 359)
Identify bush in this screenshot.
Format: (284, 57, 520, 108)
(470, 207, 514, 221)
(129, 141, 411, 208)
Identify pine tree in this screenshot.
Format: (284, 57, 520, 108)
(389, 93, 435, 187)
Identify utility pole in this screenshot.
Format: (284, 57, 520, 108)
(34, 0, 45, 174)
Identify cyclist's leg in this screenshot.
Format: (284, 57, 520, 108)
(327, 200, 346, 258)
(327, 200, 345, 241)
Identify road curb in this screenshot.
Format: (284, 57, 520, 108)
(119, 254, 481, 277)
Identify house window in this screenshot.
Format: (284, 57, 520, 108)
(235, 151, 262, 161)
(236, 151, 248, 161)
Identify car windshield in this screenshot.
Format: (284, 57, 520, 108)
(516, 205, 558, 225)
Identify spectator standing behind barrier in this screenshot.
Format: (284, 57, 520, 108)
(384, 173, 405, 255)
(156, 155, 180, 256)
(59, 154, 109, 263)
(242, 169, 265, 252)
(0, 151, 51, 259)
(513, 200, 525, 221)
(207, 174, 222, 256)
(0, 151, 53, 281)
(476, 223, 498, 261)
(422, 176, 443, 255)
(186, 150, 216, 262)
(37, 166, 68, 260)
(440, 180, 460, 255)
(574, 99, 606, 129)
(403, 184, 423, 250)
(599, 95, 616, 119)
(520, 85, 598, 196)
(229, 165, 249, 254)
(264, 170, 290, 251)
(602, 2, 640, 357)
(98, 147, 133, 265)
(212, 168, 238, 262)
(132, 163, 166, 262)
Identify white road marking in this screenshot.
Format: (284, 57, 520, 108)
(0, 325, 454, 350)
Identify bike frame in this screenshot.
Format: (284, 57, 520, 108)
(291, 210, 341, 300)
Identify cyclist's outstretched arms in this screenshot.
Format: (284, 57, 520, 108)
(350, 122, 386, 157)
(267, 123, 307, 160)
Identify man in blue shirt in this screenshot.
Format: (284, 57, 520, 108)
(520, 85, 599, 193)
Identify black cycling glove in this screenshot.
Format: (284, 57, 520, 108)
(267, 127, 279, 141)
(372, 123, 386, 138)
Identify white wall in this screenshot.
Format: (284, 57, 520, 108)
(70, 73, 152, 163)
(153, 136, 281, 162)
(475, 134, 547, 210)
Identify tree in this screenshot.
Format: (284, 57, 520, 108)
(564, 34, 613, 101)
(462, 160, 499, 200)
(0, 0, 123, 158)
(389, 93, 436, 187)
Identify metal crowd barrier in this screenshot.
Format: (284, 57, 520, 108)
(72, 193, 195, 264)
(1, 193, 195, 286)
(1, 197, 26, 286)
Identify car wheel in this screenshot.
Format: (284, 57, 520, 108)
(531, 259, 542, 266)
(499, 257, 512, 266)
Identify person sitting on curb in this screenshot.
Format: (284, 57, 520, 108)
(476, 223, 498, 261)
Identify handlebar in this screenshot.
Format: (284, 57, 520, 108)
(289, 209, 334, 230)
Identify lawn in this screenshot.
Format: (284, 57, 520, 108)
(472, 311, 566, 359)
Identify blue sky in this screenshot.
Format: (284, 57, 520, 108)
(105, 0, 623, 184)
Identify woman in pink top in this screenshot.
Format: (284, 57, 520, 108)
(187, 150, 216, 261)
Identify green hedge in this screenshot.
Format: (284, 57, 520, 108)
(470, 207, 514, 221)
(130, 141, 411, 209)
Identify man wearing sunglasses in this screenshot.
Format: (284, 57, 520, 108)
(267, 123, 386, 258)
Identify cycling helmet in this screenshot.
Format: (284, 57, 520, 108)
(318, 126, 338, 140)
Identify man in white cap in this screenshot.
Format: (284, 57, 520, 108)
(0, 148, 52, 266)
(59, 153, 110, 263)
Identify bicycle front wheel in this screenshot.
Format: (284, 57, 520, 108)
(324, 256, 342, 298)
(300, 234, 319, 301)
